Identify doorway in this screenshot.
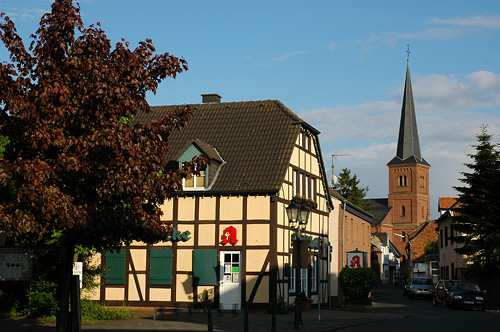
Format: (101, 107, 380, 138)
(219, 251, 241, 310)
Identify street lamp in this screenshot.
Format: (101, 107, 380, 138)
(287, 201, 310, 330)
(395, 232, 412, 279)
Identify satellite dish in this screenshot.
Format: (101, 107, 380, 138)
(330, 174, 338, 186)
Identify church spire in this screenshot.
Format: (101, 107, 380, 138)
(388, 58, 429, 166)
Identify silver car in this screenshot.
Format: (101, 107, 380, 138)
(408, 277, 435, 299)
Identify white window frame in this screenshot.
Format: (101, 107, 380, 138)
(311, 256, 318, 293)
(292, 170, 297, 195)
(299, 173, 303, 197)
(182, 170, 206, 190)
(289, 254, 308, 295)
(306, 175, 310, 199)
(289, 265, 296, 292)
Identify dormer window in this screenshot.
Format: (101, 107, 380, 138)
(176, 139, 224, 191)
(184, 170, 206, 189)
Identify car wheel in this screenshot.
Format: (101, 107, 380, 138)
(432, 297, 437, 306)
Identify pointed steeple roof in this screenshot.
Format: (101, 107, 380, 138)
(388, 60, 430, 166)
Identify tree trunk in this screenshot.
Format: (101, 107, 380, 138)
(56, 242, 75, 332)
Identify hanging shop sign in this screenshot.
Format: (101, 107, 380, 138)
(347, 250, 367, 268)
(221, 226, 238, 245)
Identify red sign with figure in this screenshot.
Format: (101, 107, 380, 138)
(221, 226, 238, 245)
(347, 251, 366, 268)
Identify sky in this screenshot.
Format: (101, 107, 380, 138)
(2, 0, 500, 220)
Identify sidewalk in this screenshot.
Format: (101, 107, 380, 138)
(0, 305, 404, 332)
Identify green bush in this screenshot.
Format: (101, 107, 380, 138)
(81, 299, 133, 322)
(339, 267, 376, 305)
(0, 289, 20, 318)
(0, 281, 29, 318)
(26, 280, 59, 318)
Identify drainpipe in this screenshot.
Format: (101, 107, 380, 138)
(341, 200, 346, 268)
(341, 200, 347, 306)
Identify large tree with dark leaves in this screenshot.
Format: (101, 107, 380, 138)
(0, 0, 205, 329)
(453, 126, 500, 275)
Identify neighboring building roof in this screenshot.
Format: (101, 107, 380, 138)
(438, 197, 458, 212)
(329, 188, 374, 223)
(389, 240, 403, 258)
(387, 61, 430, 167)
(407, 220, 434, 242)
(436, 197, 461, 223)
(365, 198, 391, 225)
(134, 97, 329, 199)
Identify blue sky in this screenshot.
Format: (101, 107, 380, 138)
(2, 0, 500, 219)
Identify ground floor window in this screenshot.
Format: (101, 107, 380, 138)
(289, 254, 309, 295)
(311, 256, 318, 293)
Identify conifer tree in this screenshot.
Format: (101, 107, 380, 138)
(333, 167, 371, 210)
(453, 125, 500, 274)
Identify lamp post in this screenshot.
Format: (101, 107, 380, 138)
(395, 232, 412, 279)
(286, 201, 310, 330)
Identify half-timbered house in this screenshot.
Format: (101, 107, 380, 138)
(88, 94, 333, 310)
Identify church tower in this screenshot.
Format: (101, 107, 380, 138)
(387, 60, 431, 228)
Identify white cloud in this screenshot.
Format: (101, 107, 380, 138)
(327, 43, 339, 52)
(360, 15, 500, 51)
(274, 51, 308, 62)
(432, 15, 500, 29)
(300, 70, 500, 219)
(411, 71, 500, 111)
(3, 7, 47, 21)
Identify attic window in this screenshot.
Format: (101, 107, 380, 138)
(184, 170, 206, 189)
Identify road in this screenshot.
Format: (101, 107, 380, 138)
(338, 284, 500, 332)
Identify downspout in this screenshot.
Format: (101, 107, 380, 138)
(341, 200, 346, 268)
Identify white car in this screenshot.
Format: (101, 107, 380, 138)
(408, 277, 435, 299)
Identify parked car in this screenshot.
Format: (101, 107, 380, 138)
(408, 277, 434, 299)
(433, 279, 458, 306)
(447, 282, 485, 310)
(394, 275, 406, 286)
(403, 279, 411, 296)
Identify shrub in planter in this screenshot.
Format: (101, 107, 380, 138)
(339, 267, 376, 305)
(274, 297, 292, 314)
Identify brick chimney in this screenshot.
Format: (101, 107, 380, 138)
(201, 93, 222, 104)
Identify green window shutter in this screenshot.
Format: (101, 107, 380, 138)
(150, 249, 173, 285)
(105, 250, 126, 285)
(193, 249, 217, 286)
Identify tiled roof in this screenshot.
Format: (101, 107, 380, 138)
(135, 99, 304, 194)
(366, 198, 391, 225)
(438, 197, 458, 211)
(329, 188, 374, 223)
(407, 221, 436, 241)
